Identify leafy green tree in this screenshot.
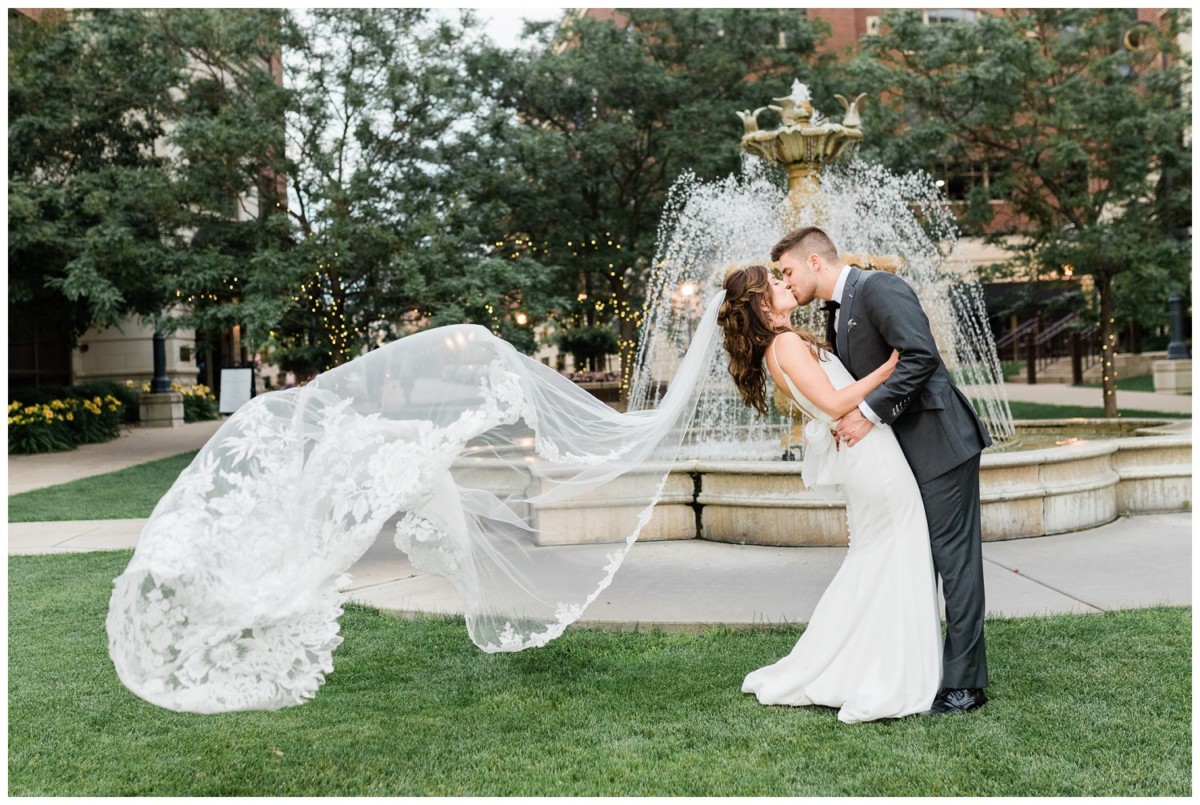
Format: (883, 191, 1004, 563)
(9, 9, 294, 382)
(9, 10, 183, 347)
(850, 9, 1190, 414)
(242, 8, 553, 374)
(468, 9, 834, 392)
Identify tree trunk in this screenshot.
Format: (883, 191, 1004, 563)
(1097, 271, 1118, 417)
(618, 315, 637, 404)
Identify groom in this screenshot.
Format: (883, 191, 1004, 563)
(772, 226, 992, 716)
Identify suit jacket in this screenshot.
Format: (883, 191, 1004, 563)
(834, 266, 991, 483)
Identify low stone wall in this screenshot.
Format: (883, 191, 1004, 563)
(694, 421, 1190, 546)
(454, 421, 1190, 548)
(1153, 359, 1191, 394)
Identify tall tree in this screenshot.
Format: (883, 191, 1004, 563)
(9, 9, 293, 379)
(252, 8, 549, 373)
(468, 9, 834, 391)
(849, 9, 1191, 415)
(154, 9, 294, 372)
(9, 10, 183, 347)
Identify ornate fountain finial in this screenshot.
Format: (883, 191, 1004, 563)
(738, 79, 866, 193)
(772, 80, 814, 126)
(735, 106, 769, 135)
(834, 93, 867, 130)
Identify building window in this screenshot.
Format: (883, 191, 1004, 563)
(936, 159, 1008, 201)
(924, 9, 978, 25)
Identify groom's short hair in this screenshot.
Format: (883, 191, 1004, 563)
(771, 227, 840, 265)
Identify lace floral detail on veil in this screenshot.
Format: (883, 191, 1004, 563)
(108, 354, 547, 712)
(533, 435, 634, 465)
(107, 295, 724, 714)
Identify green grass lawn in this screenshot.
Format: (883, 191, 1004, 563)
(1076, 374, 1158, 393)
(8, 452, 196, 522)
(9, 551, 1191, 796)
(1008, 401, 1190, 420)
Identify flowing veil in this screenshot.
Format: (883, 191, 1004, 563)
(107, 291, 728, 713)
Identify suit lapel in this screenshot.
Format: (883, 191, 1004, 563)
(837, 267, 863, 370)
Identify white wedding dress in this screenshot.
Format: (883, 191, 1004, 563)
(741, 343, 942, 723)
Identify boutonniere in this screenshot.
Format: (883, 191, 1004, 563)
(847, 318, 858, 330)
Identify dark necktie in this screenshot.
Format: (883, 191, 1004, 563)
(823, 300, 840, 354)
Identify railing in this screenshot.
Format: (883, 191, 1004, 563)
(1034, 314, 1080, 375)
(1000, 314, 1102, 384)
(996, 318, 1038, 362)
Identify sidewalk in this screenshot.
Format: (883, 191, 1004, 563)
(7, 512, 1191, 626)
(7, 419, 224, 496)
(969, 381, 1194, 415)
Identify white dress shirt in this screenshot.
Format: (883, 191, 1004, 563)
(830, 265, 883, 426)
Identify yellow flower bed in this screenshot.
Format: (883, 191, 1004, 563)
(8, 394, 125, 454)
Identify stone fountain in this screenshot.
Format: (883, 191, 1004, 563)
(452, 80, 1190, 551)
(615, 80, 1190, 545)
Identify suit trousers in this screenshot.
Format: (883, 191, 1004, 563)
(917, 452, 989, 690)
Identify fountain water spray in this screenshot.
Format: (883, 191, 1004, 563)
(628, 82, 1014, 458)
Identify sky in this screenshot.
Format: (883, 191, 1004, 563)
(472, 7, 567, 49)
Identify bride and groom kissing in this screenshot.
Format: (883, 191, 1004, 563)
(718, 226, 991, 723)
(107, 223, 992, 721)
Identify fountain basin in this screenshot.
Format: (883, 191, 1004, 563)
(455, 419, 1190, 548)
(696, 420, 1190, 546)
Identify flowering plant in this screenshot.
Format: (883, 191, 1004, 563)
(8, 394, 124, 454)
(178, 383, 219, 422)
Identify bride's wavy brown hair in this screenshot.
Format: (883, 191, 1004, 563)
(717, 264, 826, 414)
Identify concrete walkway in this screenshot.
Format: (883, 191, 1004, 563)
(7, 391, 1192, 629)
(7, 419, 224, 495)
(7, 512, 1192, 626)
(968, 381, 1194, 415)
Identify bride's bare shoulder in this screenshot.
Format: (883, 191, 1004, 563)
(771, 330, 817, 362)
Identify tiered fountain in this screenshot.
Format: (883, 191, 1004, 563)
(629, 80, 1014, 458)
(619, 81, 1189, 545)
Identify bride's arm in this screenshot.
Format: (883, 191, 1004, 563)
(770, 332, 898, 420)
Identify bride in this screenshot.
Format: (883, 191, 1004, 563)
(717, 264, 941, 723)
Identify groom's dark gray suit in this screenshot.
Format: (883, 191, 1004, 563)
(833, 266, 991, 690)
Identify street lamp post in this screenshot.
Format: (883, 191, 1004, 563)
(150, 331, 172, 393)
(139, 327, 184, 427)
(1166, 294, 1190, 359)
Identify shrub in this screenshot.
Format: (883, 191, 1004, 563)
(7, 394, 125, 454)
(7, 401, 76, 454)
(552, 326, 620, 371)
(76, 381, 140, 424)
(67, 395, 124, 444)
(178, 384, 219, 422)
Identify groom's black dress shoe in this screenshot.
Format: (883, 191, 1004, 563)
(923, 687, 987, 716)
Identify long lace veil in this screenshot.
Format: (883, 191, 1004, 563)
(107, 291, 728, 713)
